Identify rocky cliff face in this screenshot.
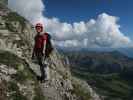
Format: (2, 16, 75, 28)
(0, 2, 101, 100)
(0, 0, 7, 5)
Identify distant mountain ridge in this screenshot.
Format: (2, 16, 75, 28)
(117, 47, 133, 58)
(61, 50, 133, 99)
(61, 50, 133, 74)
(58, 47, 133, 58)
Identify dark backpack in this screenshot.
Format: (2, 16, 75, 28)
(44, 33, 53, 58)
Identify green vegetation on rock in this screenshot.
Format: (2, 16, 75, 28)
(0, 50, 23, 68)
(8, 81, 28, 100)
(34, 85, 47, 100)
(71, 82, 91, 100)
(2, 12, 26, 31)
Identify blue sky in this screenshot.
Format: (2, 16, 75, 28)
(8, 0, 133, 48)
(44, 0, 133, 39)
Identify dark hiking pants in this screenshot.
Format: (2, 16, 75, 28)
(35, 51, 46, 80)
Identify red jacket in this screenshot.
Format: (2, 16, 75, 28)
(34, 33, 48, 53)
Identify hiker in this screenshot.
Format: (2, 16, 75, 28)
(32, 23, 53, 82)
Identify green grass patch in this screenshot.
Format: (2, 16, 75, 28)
(71, 79, 91, 100)
(33, 85, 47, 100)
(0, 50, 23, 68)
(8, 81, 28, 100)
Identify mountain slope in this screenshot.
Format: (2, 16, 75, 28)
(118, 48, 133, 58)
(61, 50, 133, 100)
(62, 50, 133, 74)
(0, 1, 100, 100)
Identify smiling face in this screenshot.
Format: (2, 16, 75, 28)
(36, 26, 43, 33)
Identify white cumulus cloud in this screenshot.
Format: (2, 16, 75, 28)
(8, 0, 132, 48)
(44, 13, 131, 48)
(8, 0, 45, 25)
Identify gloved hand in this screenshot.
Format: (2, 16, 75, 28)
(42, 51, 45, 56)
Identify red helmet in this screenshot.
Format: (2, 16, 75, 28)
(35, 23, 43, 29)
